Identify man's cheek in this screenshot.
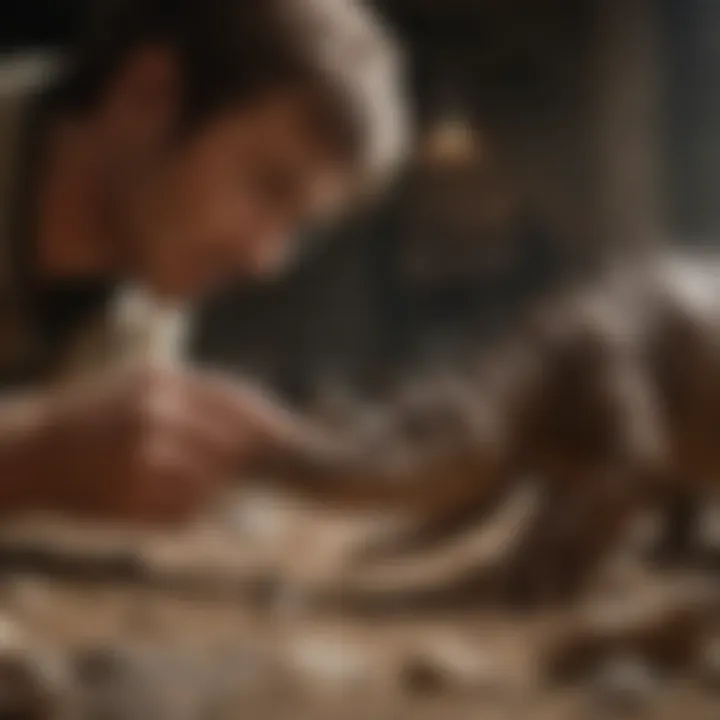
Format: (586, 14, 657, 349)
(251, 236, 296, 278)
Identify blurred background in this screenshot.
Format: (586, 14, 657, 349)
(2, 3, 720, 718)
(5, 0, 718, 404)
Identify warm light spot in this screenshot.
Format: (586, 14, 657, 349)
(420, 117, 482, 166)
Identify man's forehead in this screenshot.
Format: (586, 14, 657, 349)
(219, 90, 348, 163)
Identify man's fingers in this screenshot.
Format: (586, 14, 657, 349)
(132, 438, 221, 524)
(186, 370, 302, 450)
(139, 369, 240, 465)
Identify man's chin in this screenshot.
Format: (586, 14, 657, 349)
(240, 254, 295, 283)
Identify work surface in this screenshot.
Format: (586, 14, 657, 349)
(0, 492, 718, 720)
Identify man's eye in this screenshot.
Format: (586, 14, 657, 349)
(254, 168, 297, 203)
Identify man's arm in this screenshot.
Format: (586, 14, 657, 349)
(247, 408, 513, 515)
(0, 392, 56, 514)
(0, 364, 298, 524)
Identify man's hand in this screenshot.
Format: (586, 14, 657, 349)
(0, 364, 295, 525)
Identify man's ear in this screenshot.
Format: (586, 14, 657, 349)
(99, 45, 181, 148)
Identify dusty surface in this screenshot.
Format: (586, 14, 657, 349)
(0, 491, 718, 718)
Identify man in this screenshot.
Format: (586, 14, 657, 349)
(0, 0, 407, 524)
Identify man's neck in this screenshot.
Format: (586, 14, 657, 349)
(35, 113, 123, 281)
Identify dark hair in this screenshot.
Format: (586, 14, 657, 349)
(59, 0, 409, 189)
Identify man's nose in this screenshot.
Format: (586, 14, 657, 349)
(240, 230, 290, 277)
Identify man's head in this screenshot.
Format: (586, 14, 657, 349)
(56, 0, 408, 298)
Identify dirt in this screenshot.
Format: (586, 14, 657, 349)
(0, 492, 717, 719)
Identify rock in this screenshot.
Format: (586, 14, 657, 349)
(285, 634, 373, 694)
(199, 642, 280, 699)
(589, 655, 659, 714)
(220, 494, 295, 546)
(73, 644, 170, 720)
(2, 576, 53, 618)
(0, 615, 27, 651)
(74, 645, 129, 686)
(696, 638, 720, 693)
(0, 647, 73, 720)
(399, 638, 505, 697)
(545, 579, 715, 682)
(75, 641, 285, 719)
(0, 614, 73, 719)
(400, 654, 449, 696)
(270, 581, 317, 619)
